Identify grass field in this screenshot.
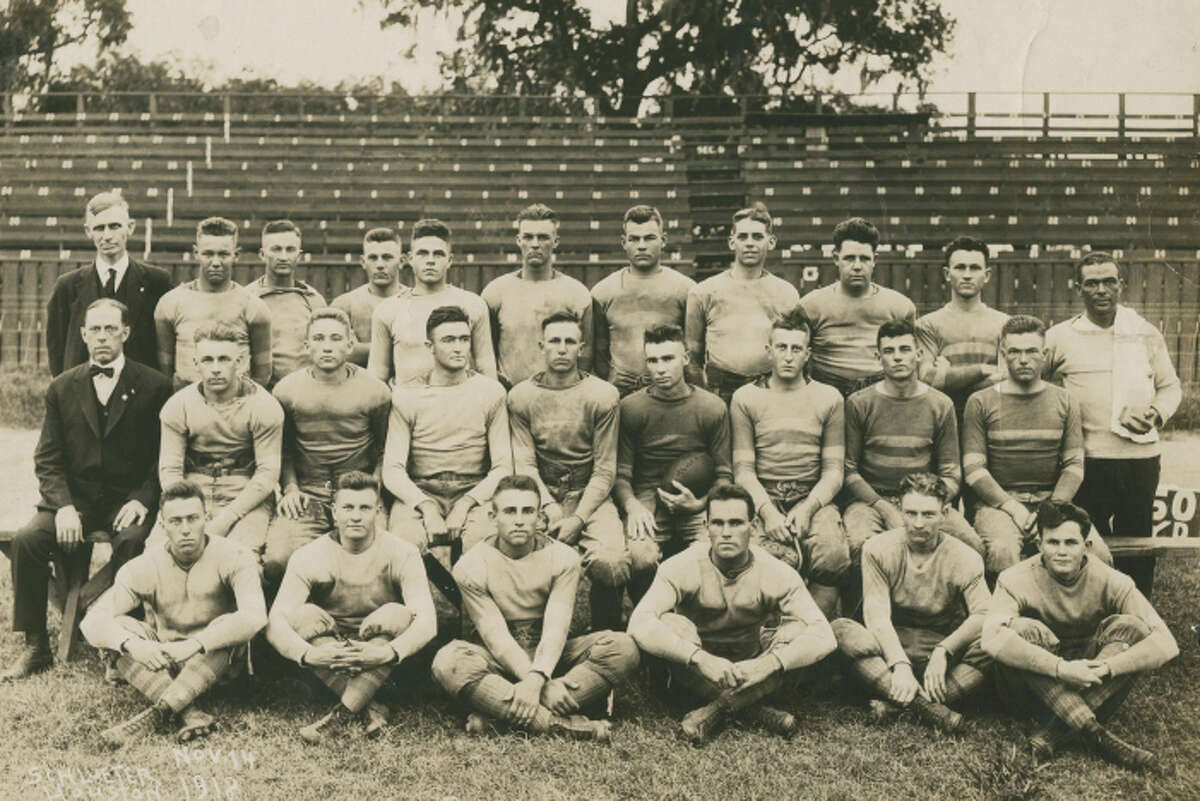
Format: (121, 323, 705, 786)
(1, 428, 1198, 801)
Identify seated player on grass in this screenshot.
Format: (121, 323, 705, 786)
(267, 471, 437, 745)
(629, 483, 836, 745)
(982, 499, 1178, 771)
(432, 474, 639, 743)
(831, 473, 991, 734)
(80, 480, 267, 748)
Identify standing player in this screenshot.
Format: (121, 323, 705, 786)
(1045, 252, 1181, 591)
(81, 480, 267, 747)
(368, 219, 495, 385)
(158, 324, 284, 558)
(268, 472, 437, 744)
(629, 484, 836, 744)
(800, 217, 916, 397)
(963, 315, 1111, 577)
(332, 227, 409, 367)
(482, 203, 594, 388)
(591, 205, 695, 396)
(731, 308, 848, 617)
(614, 324, 733, 601)
(46, 191, 173, 376)
(842, 321, 983, 573)
(983, 500, 1178, 769)
(508, 310, 628, 630)
(831, 474, 991, 734)
(264, 308, 392, 586)
(154, 217, 272, 390)
(684, 202, 800, 404)
(382, 306, 511, 557)
(916, 236, 1008, 418)
(245, 220, 327, 388)
(432, 475, 639, 742)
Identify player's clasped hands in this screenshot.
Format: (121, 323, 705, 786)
(540, 677, 581, 716)
(1056, 658, 1110, 689)
(692, 651, 741, 689)
(509, 674, 544, 727)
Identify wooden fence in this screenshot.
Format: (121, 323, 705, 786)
(3, 254, 1199, 387)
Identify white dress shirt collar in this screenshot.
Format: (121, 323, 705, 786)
(96, 254, 131, 291)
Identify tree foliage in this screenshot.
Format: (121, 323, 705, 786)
(379, 0, 954, 115)
(0, 0, 131, 94)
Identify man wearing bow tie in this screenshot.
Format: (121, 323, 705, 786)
(44, 192, 174, 376)
(4, 299, 173, 679)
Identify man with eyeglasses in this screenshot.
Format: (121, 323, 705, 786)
(1044, 253, 1180, 591)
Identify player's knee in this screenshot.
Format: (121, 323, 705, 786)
(1097, 614, 1151, 646)
(627, 539, 660, 576)
(983, 537, 1022, 575)
(660, 612, 701, 646)
(806, 529, 852, 585)
(830, 618, 877, 659)
(431, 641, 487, 694)
(585, 547, 631, 588)
(359, 603, 413, 639)
(590, 631, 641, 678)
(1005, 616, 1060, 651)
(290, 604, 337, 641)
(960, 638, 993, 672)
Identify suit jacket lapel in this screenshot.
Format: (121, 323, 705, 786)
(103, 365, 135, 436)
(123, 260, 146, 315)
(75, 368, 102, 439)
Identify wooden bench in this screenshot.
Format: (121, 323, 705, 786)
(0, 528, 114, 662)
(1107, 537, 1200, 596)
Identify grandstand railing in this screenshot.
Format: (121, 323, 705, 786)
(2, 253, 1197, 388)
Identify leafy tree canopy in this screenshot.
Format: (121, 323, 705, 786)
(378, 0, 955, 115)
(0, 0, 131, 93)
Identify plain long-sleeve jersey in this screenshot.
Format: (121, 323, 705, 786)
(153, 281, 272, 386)
(962, 384, 1084, 506)
(591, 266, 694, 385)
(983, 555, 1178, 677)
(382, 371, 512, 508)
(81, 536, 266, 654)
(730, 378, 844, 511)
(367, 286, 495, 385)
(915, 303, 1009, 414)
(617, 386, 732, 497)
(244, 277, 327, 385)
(684, 269, 800, 377)
(267, 531, 436, 663)
(862, 529, 990, 667)
(159, 379, 285, 520)
(629, 543, 835, 670)
(844, 383, 960, 503)
(454, 534, 581, 678)
(799, 282, 916, 386)
(273, 364, 392, 499)
(507, 371, 619, 522)
(481, 270, 594, 386)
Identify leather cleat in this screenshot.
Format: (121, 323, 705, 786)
(299, 703, 351, 745)
(549, 714, 612, 743)
(680, 702, 728, 745)
(176, 707, 216, 743)
(363, 702, 390, 739)
(1084, 725, 1158, 772)
(1, 642, 53, 680)
(102, 703, 170, 749)
(914, 698, 964, 734)
(743, 705, 798, 738)
(868, 699, 903, 725)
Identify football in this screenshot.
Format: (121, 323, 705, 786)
(661, 451, 719, 498)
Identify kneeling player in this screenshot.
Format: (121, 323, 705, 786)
(629, 484, 836, 744)
(267, 472, 437, 744)
(81, 481, 267, 747)
(831, 473, 991, 733)
(432, 475, 639, 742)
(982, 500, 1178, 770)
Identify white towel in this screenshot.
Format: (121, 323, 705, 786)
(1110, 305, 1158, 444)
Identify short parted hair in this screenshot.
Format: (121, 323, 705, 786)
(85, 191, 129, 219)
(411, 218, 452, 244)
(623, 204, 663, 229)
(1075, 251, 1123, 284)
(1036, 499, 1093, 539)
(307, 306, 353, 336)
(643, 323, 684, 347)
(516, 203, 558, 227)
(261, 219, 301, 240)
(943, 235, 989, 267)
(876, 319, 916, 348)
(732, 201, 774, 234)
(334, 470, 380, 499)
(493, 473, 541, 503)
(425, 304, 470, 340)
(1001, 314, 1046, 342)
(706, 483, 754, 520)
(832, 217, 880, 252)
(770, 306, 811, 341)
(363, 227, 401, 246)
(898, 472, 950, 505)
(160, 479, 207, 510)
(83, 297, 130, 326)
(193, 322, 249, 346)
(541, 309, 582, 333)
(196, 216, 239, 242)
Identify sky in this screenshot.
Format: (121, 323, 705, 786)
(84, 0, 1200, 109)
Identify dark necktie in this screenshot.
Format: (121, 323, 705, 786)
(102, 269, 116, 298)
(89, 364, 114, 378)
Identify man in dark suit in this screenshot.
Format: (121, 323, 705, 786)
(45, 191, 174, 376)
(4, 298, 173, 679)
